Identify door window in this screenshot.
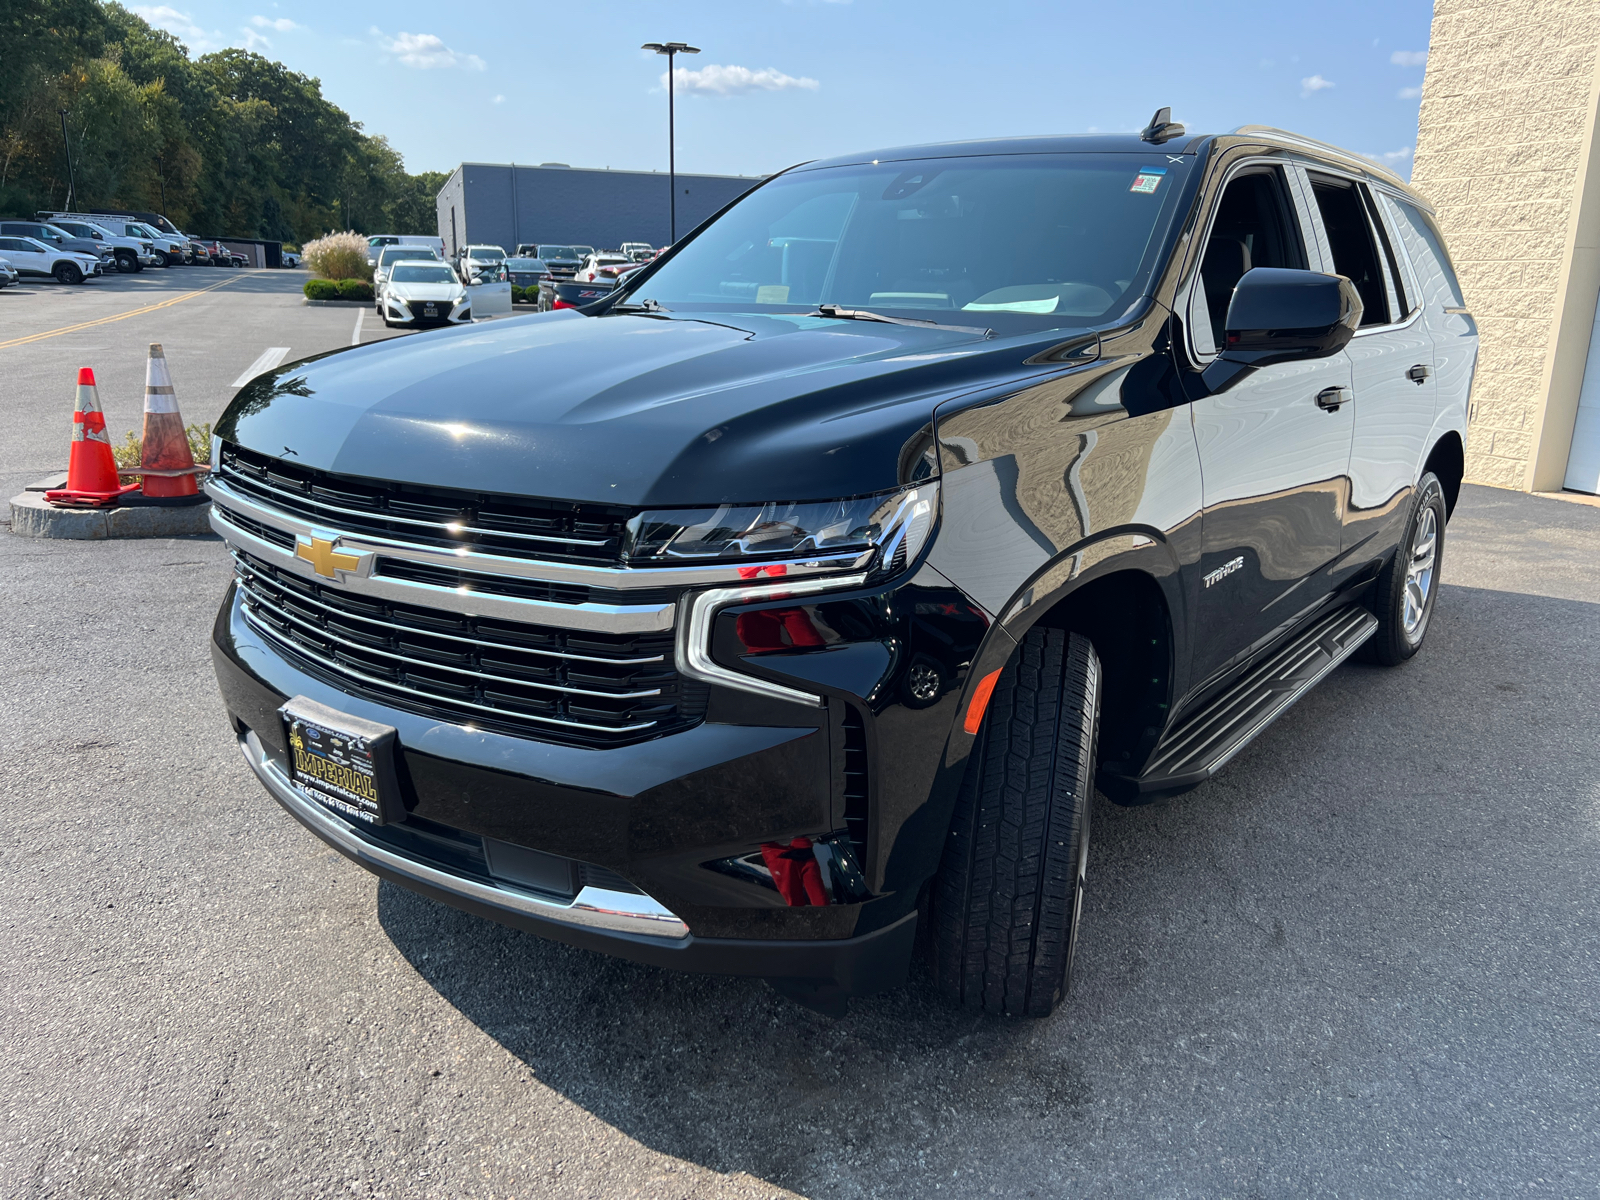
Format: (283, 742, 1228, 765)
(1308, 175, 1396, 326)
(1196, 168, 1308, 348)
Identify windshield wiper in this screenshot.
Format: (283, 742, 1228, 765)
(805, 304, 992, 337)
(608, 298, 670, 314)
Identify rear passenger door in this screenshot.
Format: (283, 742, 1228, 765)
(1299, 169, 1436, 578)
(1186, 163, 1357, 686)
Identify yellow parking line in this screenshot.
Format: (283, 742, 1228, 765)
(0, 273, 248, 350)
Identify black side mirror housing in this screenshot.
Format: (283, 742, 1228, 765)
(1201, 267, 1363, 393)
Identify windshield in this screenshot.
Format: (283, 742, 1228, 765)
(379, 248, 435, 266)
(130, 224, 160, 238)
(391, 264, 458, 284)
(469, 247, 505, 261)
(368, 236, 398, 248)
(624, 153, 1194, 329)
(537, 245, 581, 260)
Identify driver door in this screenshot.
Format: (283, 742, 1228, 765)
(1186, 164, 1357, 686)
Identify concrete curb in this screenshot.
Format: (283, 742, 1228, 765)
(302, 297, 372, 307)
(9, 490, 214, 539)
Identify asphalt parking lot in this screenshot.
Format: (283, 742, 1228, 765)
(3, 275, 1598, 1198)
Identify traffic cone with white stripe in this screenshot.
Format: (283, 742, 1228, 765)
(44, 368, 138, 507)
(138, 342, 199, 498)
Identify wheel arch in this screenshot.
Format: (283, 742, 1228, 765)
(994, 539, 1180, 778)
(1423, 429, 1465, 518)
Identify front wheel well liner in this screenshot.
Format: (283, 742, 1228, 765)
(1023, 569, 1173, 777)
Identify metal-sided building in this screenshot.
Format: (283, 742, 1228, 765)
(435, 163, 762, 259)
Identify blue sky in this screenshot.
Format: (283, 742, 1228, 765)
(133, 0, 1435, 180)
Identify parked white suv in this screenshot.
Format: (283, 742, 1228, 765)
(456, 244, 507, 284)
(0, 235, 101, 284)
(40, 215, 157, 273)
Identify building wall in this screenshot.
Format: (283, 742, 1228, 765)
(437, 164, 760, 258)
(435, 167, 467, 260)
(1411, 0, 1600, 490)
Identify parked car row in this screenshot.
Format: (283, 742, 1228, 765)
(0, 212, 262, 287)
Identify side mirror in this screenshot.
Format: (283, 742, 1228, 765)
(1202, 268, 1363, 393)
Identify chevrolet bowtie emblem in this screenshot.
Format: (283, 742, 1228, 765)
(295, 535, 361, 580)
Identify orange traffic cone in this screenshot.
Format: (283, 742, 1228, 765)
(138, 342, 199, 499)
(44, 368, 139, 507)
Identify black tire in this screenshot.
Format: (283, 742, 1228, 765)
(53, 262, 83, 285)
(1363, 471, 1446, 666)
(114, 250, 138, 274)
(932, 628, 1101, 1017)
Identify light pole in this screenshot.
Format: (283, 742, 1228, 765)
(58, 108, 76, 212)
(641, 41, 699, 245)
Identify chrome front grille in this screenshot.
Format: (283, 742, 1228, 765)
(232, 549, 704, 747)
(217, 444, 630, 564)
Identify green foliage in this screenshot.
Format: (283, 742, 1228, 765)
(303, 278, 339, 300)
(110, 421, 213, 468)
(302, 231, 370, 280)
(0, 2, 441, 243)
(510, 285, 526, 302)
(335, 278, 373, 300)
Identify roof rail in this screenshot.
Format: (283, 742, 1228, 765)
(1227, 125, 1410, 189)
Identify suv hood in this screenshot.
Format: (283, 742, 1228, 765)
(218, 310, 1048, 507)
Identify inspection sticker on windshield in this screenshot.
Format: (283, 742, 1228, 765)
(1130, 167, 1167, 194)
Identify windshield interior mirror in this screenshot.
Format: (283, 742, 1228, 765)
(1201, 267, 1362, 393)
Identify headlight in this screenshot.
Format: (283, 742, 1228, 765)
(625, 482, 937, 577)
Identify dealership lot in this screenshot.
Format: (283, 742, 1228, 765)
(2, 279, 1598, 1197)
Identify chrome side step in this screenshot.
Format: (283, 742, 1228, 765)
(1123, 604, 1377, 797)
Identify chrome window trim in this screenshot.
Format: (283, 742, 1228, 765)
(240, 729, 689, 939)
(211, 503, 677, 634)
(677, 572, 871, 707)
(206, 477, 874, 591)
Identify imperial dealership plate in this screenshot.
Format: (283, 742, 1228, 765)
(279, 696, 403, 824)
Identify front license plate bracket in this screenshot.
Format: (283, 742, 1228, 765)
(279, 695, 405, 825)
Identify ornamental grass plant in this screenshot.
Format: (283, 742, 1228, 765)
(301, 231, 372, 281)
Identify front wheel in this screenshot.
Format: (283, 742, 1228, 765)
(1363, 471, 1447, 666)
(53, 262, 83, 285)
(115, 251, 138, 273)
(932, 628, 1101, 1017)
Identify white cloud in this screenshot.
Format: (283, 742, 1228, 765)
(239, 27, 271, 49)
(373, 29, 486, 71)
(1362, 146, 1415, 167)
(252, 15, 299, 31)
(1391, 50, 1428, 67)
(1399, 85, 1423, 99)
(492, 94, 506, 104)
(665, 64, 819, 96)
(1300, 74, 1335, 97)
(132, 6, 224, 52)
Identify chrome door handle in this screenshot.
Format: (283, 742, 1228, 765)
(1407, 363, 1431, 384)
(1315, 386, 1349, 412)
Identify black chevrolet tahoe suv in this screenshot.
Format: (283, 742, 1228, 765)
(209, 120, 1476, 1017)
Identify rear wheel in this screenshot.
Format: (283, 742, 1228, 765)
(1363, 471, 1447, 666)
(932, 628, 1101, 1017)
(53, 262, 83, 285)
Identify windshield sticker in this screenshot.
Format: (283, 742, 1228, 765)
(756, 284, 791, 304)
(1130, 167, 1167, 195)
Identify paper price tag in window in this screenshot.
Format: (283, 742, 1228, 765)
(1130, 168, 1167, 194)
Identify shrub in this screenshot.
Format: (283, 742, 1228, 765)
(303, 278, 339, 300)
(336, 278, 374, 301)
(112, 422, 213, 468)
(511, 285, 526, 303)
(301, 231, 372, 281)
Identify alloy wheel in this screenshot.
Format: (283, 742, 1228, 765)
(1401, 505, 1437, 641)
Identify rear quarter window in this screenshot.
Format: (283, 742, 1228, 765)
(1380, 194, 1466, 310)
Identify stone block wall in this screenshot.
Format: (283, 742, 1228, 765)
(1410, 0, 1600, 488)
